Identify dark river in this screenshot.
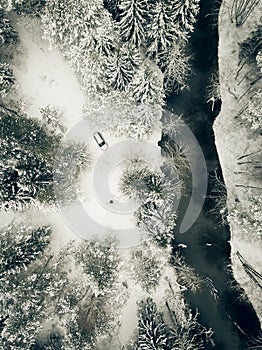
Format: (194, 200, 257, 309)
(163, 0, 261, 349)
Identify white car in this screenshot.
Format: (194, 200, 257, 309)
(93, 132, 108, 151)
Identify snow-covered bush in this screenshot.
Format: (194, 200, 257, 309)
(172, 253, 203, 292)
(161, 140, 190, 179)
(207, 70, 221, 108)
(241, 89, 262, 131)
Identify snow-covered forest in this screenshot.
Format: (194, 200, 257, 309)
(0, 0, 261, 349)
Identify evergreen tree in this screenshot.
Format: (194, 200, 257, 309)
(74, 240, 120, 293)
(137, 298, 169, 350)
(0, 62, 15, 97)
(0, 10, 18, 46)
(146, 0, 175, 59)
(14, 0, 46, 16)
(33, 331, 65, 350)
(120, 160, 166, 203)
(64, 313, 93, 350)
(172, 0, 200, 34)
(118, 0, 147, 47)
(103, 0, 121, 20)
(39, 105, 66, 135)
(160, 43, 191, 94)
(0, 108, 60, 209)
(129, 62, 164, 106)
(136, 198, 176, 247)
(0, 224, 51, 281)
(106, 44, 141, 91)
(131, 242, 162, 293)
(42, 0, 113, 51)
(111, 103, 161, 138)
(0, 250, 68, 349)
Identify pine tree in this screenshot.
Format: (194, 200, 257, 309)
(146, 0, 175, 59)
(54, 140, 91, 204)
(136, 198, 176, 247)
(131, 242, 162, 293)
(0, 10, 18, 46)
(0, 107, 62, 209)
(172, 0, 200, 34)
(118, 0, 147, 47)
(74, 240, 120, 293)
(103, 0, 121, 20)
(129, 62, 164, 106)
(159, 43, 191, 94)
(0, 62, 15, 97)
(119, 160, 166, 203)
(106, 44, 141, 91)
(0, 224, 51, 281)
(39, 331, 65, 350)
(137, 298, 169, 350)
(14, 0, 46, 16)
(40, 105, 66, 135)
(0, 247, 69, 349)
(42, 0, 107, 48)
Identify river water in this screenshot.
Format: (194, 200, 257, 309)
(164, 0, 261, 349)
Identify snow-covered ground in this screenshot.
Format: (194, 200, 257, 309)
(214, 0, 262, 321)
(11, 15, 85, 129)
(7, 15, 163, 247)
(3, 14, 166, 344)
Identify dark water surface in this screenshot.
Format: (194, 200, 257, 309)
(164, 0, 261, 349)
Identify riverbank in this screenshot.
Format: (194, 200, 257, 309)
(214, 0, 262, 324)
